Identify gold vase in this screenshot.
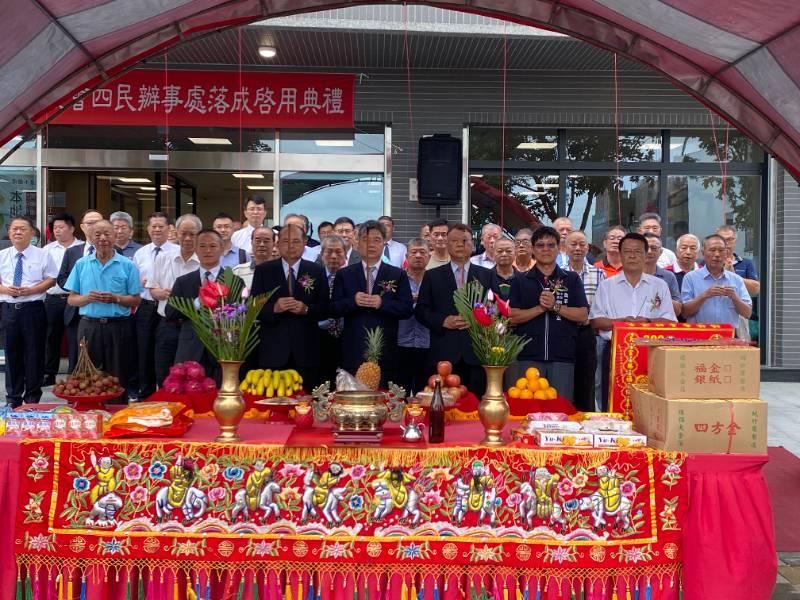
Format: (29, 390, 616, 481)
(478, 365, 509, 446)
(213, 360, 245, 443)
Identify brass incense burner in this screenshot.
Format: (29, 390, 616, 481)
(329, 390, 389, 432)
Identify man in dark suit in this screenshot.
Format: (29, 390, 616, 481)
(251, 224, 329, 389)
(415, 223, 493, 396)
(165, 229, 240, 385)
(331, 220, 413, 387)
(333, 217, 362, 266)
(56, 210, 104, 372)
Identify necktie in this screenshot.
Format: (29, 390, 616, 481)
(457, 265, 465, 289)
(366, 266, 375, 293)
(13, 253, 23, 287)
(383, 243, 391, 262)
(154, 246, 162, 258)
(327, 273, 342, 338)
(328, 273, 335, 299)
(204, 270, 213, 283)
(287, 266, 295, 296)
(88, 246, 95, 255)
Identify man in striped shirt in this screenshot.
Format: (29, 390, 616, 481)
(564, 230, 606, 412)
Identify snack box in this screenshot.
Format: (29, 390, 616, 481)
(526, 412, 568, 422)
(592, 432, 648, 448)
(526, 420, 582, 433)
(534, 429, 594, 448)
(581, 419, 633, 433)
(2, 411, 102, 439)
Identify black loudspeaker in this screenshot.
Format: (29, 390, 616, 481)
(417, 134, 462, 205)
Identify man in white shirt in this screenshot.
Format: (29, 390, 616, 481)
(132, 212, 178, 399)
(213, 212, 247, 268)
(638, 213, 677, 269)
(553, 217, 575, 268)
(231, 195, 267, 255)
(590, 232, 676, 409)
(233, 226, 275, 289)
(148, 215, 202, 385)
(378, 215, 407, 268)
(284, 213, 321, 262)
(470, 223, 501, 269)
(42, 212, 82, 386)
(0, 216, 58, 407)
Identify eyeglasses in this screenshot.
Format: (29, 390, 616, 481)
(534, 242, 558, 249)
(514, 239, 532, 246)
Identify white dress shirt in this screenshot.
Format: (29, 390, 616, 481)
(469, 251, 495, 269)
(303, 245, 321, 262)
(281, 258, 300, 282)
(0, 245, 59, 303)
(199, 264, 222, 283)
(147, 249, 200, 316)
(381, 239, 407, 268)
(657, 247, 678, 269)
(231, 224, 256, 255)
(43, 238, 83, 294)
(589, 272, 677, 340)
(133, 241, 178, 301)
(233, 261, 256, 290)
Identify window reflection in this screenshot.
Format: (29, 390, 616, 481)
(566, 131, 661, 162)
(469, 128, 558, 161)
(0, 167, 37, 236)
(669, 130, 764, 163)
(470, 174, 556, 233)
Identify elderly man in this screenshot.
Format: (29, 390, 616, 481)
(332, 220, 413, 387)
(563, 230, 605, 412)
(426, 218, 450, 270)
(553, 217, 574, 267)
(317, 234, 347, 385)
(513, 228, 535, 273)
(233, 226, 274, 289)
(110, 211, 142, 258)
(638, 213, 677, 269)
(643, 233, 681, 318)
(231, 195, 267, 255)
(491, 238, 517, 299)
(132, 212, 177, 399)
(716, 225, 760, 297)
(377, 215, 407, 268)
(398, 239, 431, 395)
(213, 212, 247, 268)
(65, 221, 141, 402)
(590, 233, 676, 409)
(594, 226, 625, 279)
(0, 216, 58, 407)
(42, 212, 82, 386)
(416, 223, 492, 396)
(509, 226, 589, 403)
(681, 234, 752, 328)
(148, 214, 202, 385)
(284, 213, 321, 262)
(674, 233, 700, 289)
(470, 223, 501, 269)
(252, 224, 329, 388)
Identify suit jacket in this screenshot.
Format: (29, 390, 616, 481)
(57, 243, 86, 326)
(251, 258, 329, 368)
(330, 262, 413, 371)
(415, 262, 493, 365)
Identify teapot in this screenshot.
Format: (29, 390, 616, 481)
(401, 421, 424, 442)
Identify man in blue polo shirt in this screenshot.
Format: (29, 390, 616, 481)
(509, 226, 588, 403)
(65, 220, 141, 402)
(716, 225, 760, 297)
(681, 234, 751, 327)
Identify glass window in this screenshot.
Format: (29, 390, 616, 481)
(566, 174, 659, 246)
(669, 130, 764, 163)
(470, 174, 557, 233)
(469, 128, 558, 162)
(666, 175, 761, 263)
(0, 166, 37, 236)
(280, 172, 383, 233)
(280, 128, 384, 154)
(566, 131, 662, 162)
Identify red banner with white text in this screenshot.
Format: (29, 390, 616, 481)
(49, 70, 355, 129)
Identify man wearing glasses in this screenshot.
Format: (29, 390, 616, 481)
(590, 232, 676, 410)
(332, 217, 362, 266)
(513, 228, 535, 273)
(594, 226, 626, 279)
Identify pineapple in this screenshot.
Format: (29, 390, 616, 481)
(356, 327, 384, 390)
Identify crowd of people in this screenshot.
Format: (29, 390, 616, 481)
(0, 195, 759, 412)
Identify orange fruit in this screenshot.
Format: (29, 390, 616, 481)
(520, 389, 534, 400)
(545, 387, 558, 400)
(533, 390, 547, 400)
(525, 367, 540, 380)
(508, 387, 521, 399)
(526, 378, 541, 392)
(515, 378, 528, 390)
(538, 377, 550, 390)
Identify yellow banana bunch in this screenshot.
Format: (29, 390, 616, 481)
(242, 368, 304, 397)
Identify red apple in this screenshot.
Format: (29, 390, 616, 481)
(447, 386, 462, 400)
(459, 384, 468, 397)
(444, 374, 460, 387)
(437, 361, 453, 377)
(428, 374, 443, 388)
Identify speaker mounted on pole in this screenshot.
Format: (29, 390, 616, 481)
(417, 134, 462, 206)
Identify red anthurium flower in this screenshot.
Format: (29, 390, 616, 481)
(199, 287, 220, 309)
(473, 305, 493, 327)
(496, 296, 511, 318)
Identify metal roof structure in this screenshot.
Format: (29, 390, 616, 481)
(1, 1, 799, 177)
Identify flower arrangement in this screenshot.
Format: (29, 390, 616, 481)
(453, 280, 529, 366)
(377, 279, 398, 296)
(167, 268, 274, 362)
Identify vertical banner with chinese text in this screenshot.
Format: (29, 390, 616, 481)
(49, 70, 355, 129)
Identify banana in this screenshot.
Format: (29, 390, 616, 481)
(260, 369, 272, 385)
(266, 385, 274, 398)
(271, 371, 280, 390)
(255, 382, 265, 396)
(282, 371, 293, 390)
(277, 382, 285, 397)
(239, 380, 249, 392)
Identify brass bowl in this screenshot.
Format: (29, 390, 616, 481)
(330, 390, 388, 432)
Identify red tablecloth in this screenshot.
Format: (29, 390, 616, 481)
(0, 420, 777, 600)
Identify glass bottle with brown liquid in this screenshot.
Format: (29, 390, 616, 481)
(428, 379, 445, 443)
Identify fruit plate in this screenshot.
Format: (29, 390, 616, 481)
(415, 391, 456, 408)
(53, 391, 124, 412)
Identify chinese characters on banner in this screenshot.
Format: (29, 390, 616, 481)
(50, 71, 355, 129)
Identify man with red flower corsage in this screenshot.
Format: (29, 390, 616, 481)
(508, 226, 588, 403)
